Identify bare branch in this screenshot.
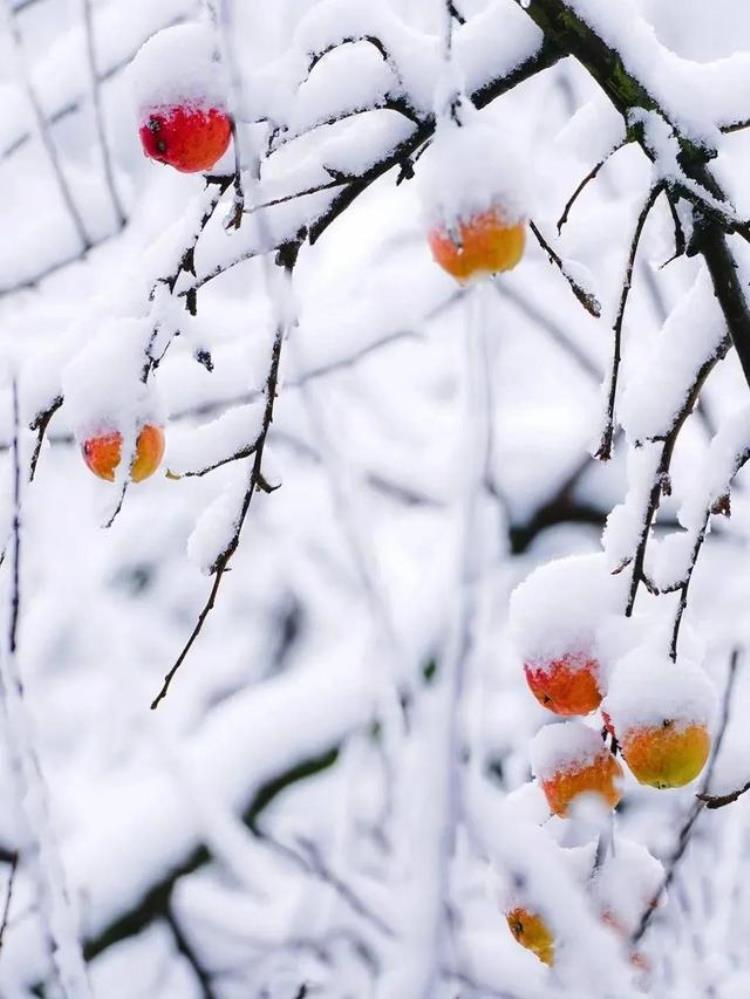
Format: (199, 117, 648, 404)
(29, 395, 63, 482)
(0, 853, 18, 954)
(151, 276, 291, 709)
(669, 512, 709, 661)
(595, 183, 663, 461)
(624, 335, 730, 616)
(556, 139, 626, 234)
(528, 220, 602, 317)
(165, 908, 218, 999)
(661, 187, 686, 267)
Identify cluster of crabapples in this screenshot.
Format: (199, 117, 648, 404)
(78, 25, 232, 484)
(499, 554, 717, 968)
(78, 25, 527, 482)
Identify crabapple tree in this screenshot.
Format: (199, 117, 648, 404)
(2, 1, 750, 998)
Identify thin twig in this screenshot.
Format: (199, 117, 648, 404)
(243, 178, 349, 214)
(0, 853, 18, 953)
(165, 907, 218, 999)
(2, 0, 91, 250)
(29, 396, 63, 482)
(81, 0, 126, 227)
(595, 183, 663, 461)
(167, 440, 260, 480)
(661, 187, 686, 267)
(623, 335, 731, 616)
(529, 220, 601, 317)
(556, 140, 626, 234)
(446, 1, 466, 26)
(669, 512, 709, 661)
(151, 292, 290, 709)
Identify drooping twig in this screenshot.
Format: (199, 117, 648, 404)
(2, 0, 91, 251)
(446, 1, 466, 26)
(669, 511, 709, 661)
(529, 220, 602, 317)
(150, 279, 292, 709)
(29, 395, 63, 482)
(165, 907, 218, 999)
(80, 0, 126, 228)
(595, 183, 663, 461)
(633, 649, 741, 943)
(557, 139, 626, 234)
(623, 334, 731, 616)
(0, 853, 18, 954)
(661, 187, 686, 267)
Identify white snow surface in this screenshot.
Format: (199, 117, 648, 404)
(530, 720, 609, 781)
(130, 22, 229, 113)
(620, 267, 727, 443)
(418, 117, 529, 230)
(591, 837, 664, 932)
(60, 318, 163, 441)
(603, 648, 717, 733)
(509, 553, 628, 674)
(680, 403, 750, 530)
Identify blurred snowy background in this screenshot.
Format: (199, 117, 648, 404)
(3, 1, 750, 997)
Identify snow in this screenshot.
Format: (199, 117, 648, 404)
(591, 837, 664, 933)
(454, 0, 544, 102)
(129, 22, 229, 114)
(619, 267, 728, 444)
(567, 0, 750, 143)
(418, 117, 529, 230)
(530, 721, 608, 781)
(602, 442, 662, 571)
(509, 552, 627, 674)
(166, 401, 265, 478)
(680, 403, 750, 530)
(603, 647, 717, 733)
(60, 318, 163, 442)
(4, 1, 750, 996)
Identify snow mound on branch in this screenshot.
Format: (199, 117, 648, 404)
(592, 838, 664, 933)
(680, 404, 750, 530)
(61, 319, 163, 442)
(167, 403, 265, 479)
(509, 554, 627, 675)
(603, 649, 716, 733)
(530, 721, 607, 781)
(619, 268, 727, 443)
(130, 23, 229, 113)
(418, 119, 529, 231)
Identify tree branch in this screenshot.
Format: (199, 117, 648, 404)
(557, 139, 627, 234)
(595, 183, 663, 461)
(151, 253, 293, 709)
(529, 219, 602, 317)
